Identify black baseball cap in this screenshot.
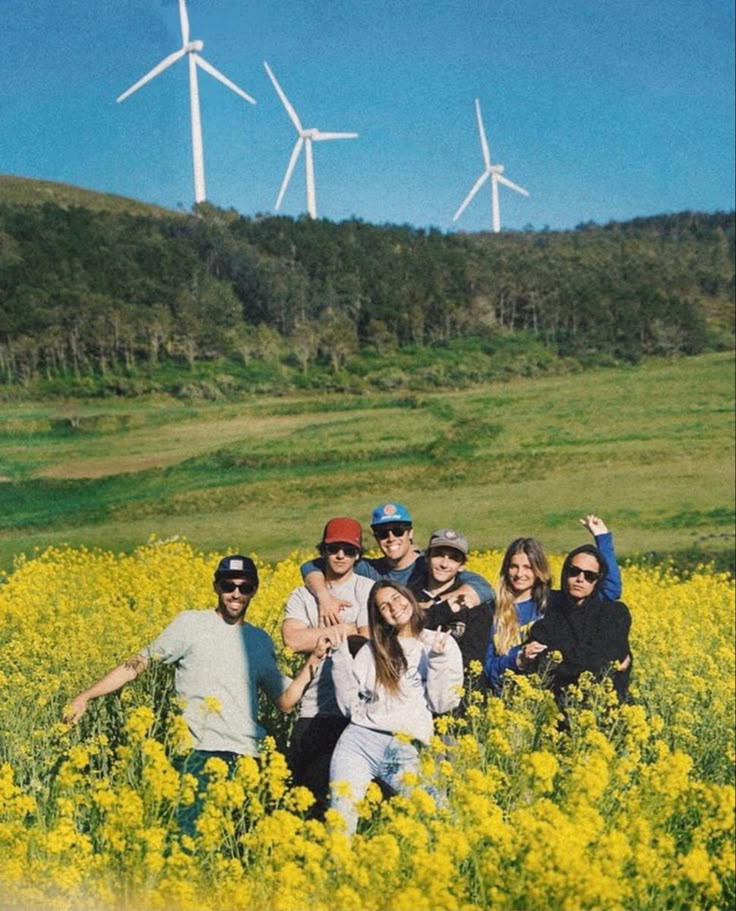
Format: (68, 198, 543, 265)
(214, 554, 259, 584)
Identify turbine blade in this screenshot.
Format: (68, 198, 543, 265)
(263, 61, 303, 132)
(116, 49, 185, 102)
(452, 171, 489, 221)
(312, 131, 359, 141)
(195, 55, 256, 104)
(475, 99, 491, 168)
(275, 136, 304, 209)
(178, 0, 190, 45)
(497, 175, 529, 197)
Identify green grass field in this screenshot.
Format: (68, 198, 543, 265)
(0, 351, 733, 574)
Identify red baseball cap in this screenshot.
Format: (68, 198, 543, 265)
(321, 517, 363, 549)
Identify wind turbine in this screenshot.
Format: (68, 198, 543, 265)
(453, 99, 529, 233)
(117, 0, 256, 205)
(263, 61, 358, 219)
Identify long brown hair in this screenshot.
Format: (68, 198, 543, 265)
(367, 581, 423, 696)
(494, 538, 551, 654)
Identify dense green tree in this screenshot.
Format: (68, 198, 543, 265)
(0, 190, 732, 388)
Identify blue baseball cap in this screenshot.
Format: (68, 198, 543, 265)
(370, 502, 412, 527)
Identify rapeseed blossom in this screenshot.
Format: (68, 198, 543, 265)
(0, 539, 733, 910)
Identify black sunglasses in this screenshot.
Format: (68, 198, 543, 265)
(218, 579, 257, 594)
(373, 524, 410, 540)
(565, 564, 599, 584)
(323, 543, 360, 557)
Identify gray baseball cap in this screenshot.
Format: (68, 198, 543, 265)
(426, 528, 468, 557)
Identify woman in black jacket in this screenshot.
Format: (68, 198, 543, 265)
(518, 544, 632, 702)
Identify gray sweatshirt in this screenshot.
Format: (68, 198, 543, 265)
(331, 629, 463, 744)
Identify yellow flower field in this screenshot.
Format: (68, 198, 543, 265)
(0, 538, 733, 911)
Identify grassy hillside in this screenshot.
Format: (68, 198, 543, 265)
(0, 172, 176, 217)
(1, 178, 733, 395)
(0, 352, 732, 574)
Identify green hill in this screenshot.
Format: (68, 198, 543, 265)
(0, 173, 175, 217)
(0, 174, 733, 398)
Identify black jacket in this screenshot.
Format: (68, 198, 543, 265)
(528, 593, 631, 702)
(409, 573, 493, 687)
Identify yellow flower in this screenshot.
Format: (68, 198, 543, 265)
(0, 542, 732, 911)
(527, 749, 559, 793)
(124, 705, 155, 742)
(284, 786, 315, 815)
(680, 845, 712, 884)
(200, 695, 222, 716)
(233, 754, 260, 789)
(467, 659, 483, 678)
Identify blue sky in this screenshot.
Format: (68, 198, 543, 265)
(2, 0, 733, 231)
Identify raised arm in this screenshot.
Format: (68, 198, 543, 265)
(580, 514, 622, 600)
(63, 654, 148, 724)
(425, 632, 464, 715)
(329, 634, 360, 718)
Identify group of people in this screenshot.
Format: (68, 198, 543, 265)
(64, 502, 632, 836)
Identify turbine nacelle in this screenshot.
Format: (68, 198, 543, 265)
(185, 40, 204, 53)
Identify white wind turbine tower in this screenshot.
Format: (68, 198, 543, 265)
(453, 99, 529, 233)
(117, 0, 256, 205)
(263, 61, 358, 219)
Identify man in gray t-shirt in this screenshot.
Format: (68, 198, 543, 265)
(65, 554, 331, 834)
(282, 517, 372, 818)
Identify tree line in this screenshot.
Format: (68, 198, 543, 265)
(0, 194, 733, 389)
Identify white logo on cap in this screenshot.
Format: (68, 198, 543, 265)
(446, 530, 458, 539)
(229, 559, 244, 571)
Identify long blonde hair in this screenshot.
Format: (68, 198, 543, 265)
(367, 581, 423, 696)
(494, 538, 551, 654)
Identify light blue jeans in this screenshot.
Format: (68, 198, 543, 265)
(328, 723, 420, 835)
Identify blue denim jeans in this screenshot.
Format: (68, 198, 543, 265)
(328, 724, 421, 835)
(173, 749, 239, 839)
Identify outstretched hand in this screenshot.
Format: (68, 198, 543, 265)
(579, 514, 609, 536)
(62, 695, 88, 725)
(430, 628, 450, 654)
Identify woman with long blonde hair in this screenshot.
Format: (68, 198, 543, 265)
(484, 515, 621, 693)
(328, 581, 463, 834)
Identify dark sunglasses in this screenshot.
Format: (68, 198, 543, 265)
(373, 525, 410, 540)
(323, 543, 360, 557)
(218, 579, 257, 594)
(565, 564, 599, 584)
